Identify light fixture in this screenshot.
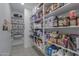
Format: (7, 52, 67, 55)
(37, 8, 39, 10)
(21, 3, 24, 5)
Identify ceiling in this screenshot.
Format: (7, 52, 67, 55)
(10, 3, 24, 14)
(24, 3, 38, 10)
(10, 3, 38, 14)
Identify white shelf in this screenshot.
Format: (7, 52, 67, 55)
(34, 43, 45, 55)
(33, 27, 42, 30)
(44, 26, 79, 29)
(45, 3, 79, 18)
(31, 3, 79, 56)
(33, 36, 43, 40)
(34, 17, 43, 22)
(33, 5, 43, 15)
(48, 41, 79, 55)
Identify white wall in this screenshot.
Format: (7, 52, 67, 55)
(0, 3, 11, 55)
(24, 9, 33, 48)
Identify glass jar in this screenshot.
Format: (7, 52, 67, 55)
(53, 16, 58, 27)
(63, 17, 70, 26)
(58, 17, 64, 27)
(70, 17, 77, 26)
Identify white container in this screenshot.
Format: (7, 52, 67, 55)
(76, 37, 79, 53)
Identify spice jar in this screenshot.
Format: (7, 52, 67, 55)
(63, 17, 70, 26)
(68, 10, 77, 26)
(58, 17, 64, 27)
(69, 17, 77, 26)
(77, 17, 79, 26)
(53, 16, 58, 27)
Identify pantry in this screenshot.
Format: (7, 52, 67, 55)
(30, 3, 79, 56)
(1, 3, 79, 56)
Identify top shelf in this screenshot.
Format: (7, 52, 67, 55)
(36, 6, 43, 14)
(45, 3, 79, 18)
(33, 3, 43, 15)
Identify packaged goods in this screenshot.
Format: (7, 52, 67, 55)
(68, 10, 77, 26)
(51, 31, 58, 38)
(76, 37, 79, 53)
(59, 3, 65, 7)
(58, 17, 64, 27)
(53, 16, 59, 27)
(46, 45, 57, 56)
(45, 45, 49, 55)
(53, 3, 64, 10)
(53, 3, 59, 10)
(46, 46, 53, 56)
(33, 23, 42, 29)
(69, 17, 77, 26)
(45, 7, 51, 15)
(45, 4, 54, 15)
(39, 11, 43, 18)
(50, 38, 56, 43)
(68, 34, 77, 50)
(77, 17, 79, 26)
(44, 19, 48, 27)
(57, 39, 61, 45)
(49, 16, 56, 27)
(52, 49, 64, 56)
(49, 4, 54, 12)
(39, 3, 43, 8)
(68, 10, 77, 19)
(58, 16, 70, 27)
(45, 16, 55, 27)
(44, 31, 51, 44)
(44, 3, 65, 15)
(63, 17, 70, 26)
(46, 30, 79, 54)
(63, 35, 69, 48)
(48, 18, 53, 27)
(32, 15, 37, 22)
(36, 10, 43, 18)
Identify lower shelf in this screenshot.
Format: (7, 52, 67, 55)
(48, 41, 79, 56)
(33, 43, 45, 56)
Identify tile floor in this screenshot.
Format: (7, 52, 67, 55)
(10, 44, 39, 56)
